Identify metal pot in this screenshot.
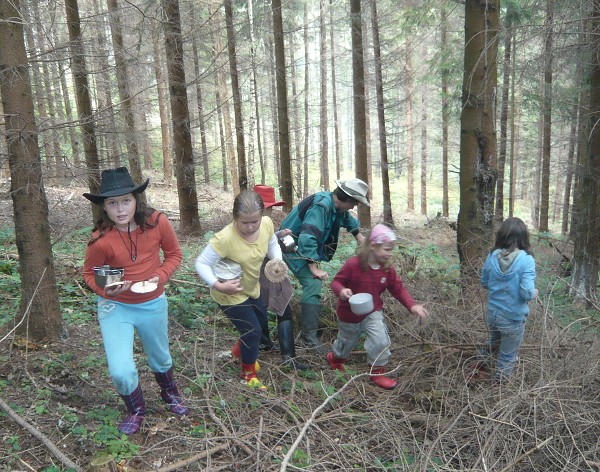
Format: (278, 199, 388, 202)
(93, 265, 125, 288)
(278, 234, 297, 254)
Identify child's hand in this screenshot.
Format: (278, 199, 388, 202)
(410, 304, 428, 319)
(104, 280, 132, 297)
(339, 288, 353, 301)
(214, 279, 243, 295)
(275, 228, 292, 238)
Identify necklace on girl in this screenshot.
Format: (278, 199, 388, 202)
(118, 222, 138, 261)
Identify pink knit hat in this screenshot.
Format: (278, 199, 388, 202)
(369, 224, 397, 244)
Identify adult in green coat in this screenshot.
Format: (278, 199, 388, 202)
(280, 179, 370, 354)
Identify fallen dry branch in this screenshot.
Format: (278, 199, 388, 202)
(152, 443, 230, 472)
(0, 396, 82, 472)
(498, 436, 553, 472)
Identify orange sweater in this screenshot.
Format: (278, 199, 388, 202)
(83, 211, 182, 304)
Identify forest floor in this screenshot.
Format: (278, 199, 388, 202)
(0, 178, 599, 471)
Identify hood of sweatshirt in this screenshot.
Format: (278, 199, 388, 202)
(497, 248, 521, 273)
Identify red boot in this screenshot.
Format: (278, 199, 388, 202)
(369, 366, 397, 390)
(326, 352, 346, 372)
(232, 340, 261, 371)
(231, 339, 242, 359)
(241, 362, 266, 390)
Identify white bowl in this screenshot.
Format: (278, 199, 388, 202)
(349, 293, 374, 315)
(213, 258, 243, 281)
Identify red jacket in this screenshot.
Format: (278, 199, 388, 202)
(330, 256, 415, 323)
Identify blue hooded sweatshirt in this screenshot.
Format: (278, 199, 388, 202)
(481, 248, 536, 320)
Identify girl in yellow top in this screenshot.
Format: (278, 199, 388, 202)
(195, 190, 283, 388)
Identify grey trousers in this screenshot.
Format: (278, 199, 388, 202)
(331, 310, 391, 367)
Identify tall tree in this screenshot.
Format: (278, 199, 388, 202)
(350, 0, 371, 226)
(0, 0, 63, 341)
(371, 0, 394, 226)
(65, 0, 102, 222)
(272, 0, 294, 211)
(224, 0, 247, 190)
(539, 0, 554, 232)
(329, 0, 341, 181)
(405, 39, 415, 212)
(495, 11, 513, 223)
(570, 1, 600, 307)
(190, 8, 210, 184)
(440, 6, 450, 219)
(420, 84, 428, 216)
(248, 0, 264, 185)
(211, 3, 239, 195)
(319, 0, 330, 190)
(151, 26, 172, 180)
(106, 0, 144, 184)
(162, 0, 201, 234)
(457, 0, 499, 283)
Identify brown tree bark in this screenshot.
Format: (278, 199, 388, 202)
(329, 0, 341, 182)
(420, 85, 427, 216)
(0, 0, 63, 341)
(405, 39, 415, 212)
(65, 0, 102, 223)
(290, 37, 303, 199)
(106, 0, 144, 186)
(162, 0, 201, 235)
(561, 107, 578, 235)
(371, 0, 394, 226)
(272, 0, 294, 211)
(539, 0, 554, 232)
(319, 0, 330, 191)
(248, 0, 264, 186)
(212, 3, 239, 196)
(440, 6, 450, 219)
(457, 0, 499, 283)
(224, 0, 247, 190)
(350, 0, 371, 226)
(92, 1, 120, 169)
(571, 3, 600, 306)
(303, 2, 310, 197)
(151, 26, 172, 181)
(495, 15, 513, 224)
(190, 11, 210, 185)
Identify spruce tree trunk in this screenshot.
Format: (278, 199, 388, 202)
(272, 0, 294, 210)
(371, 0, 394, 226)
(0, 0, 63, 341)
(350, 0, 371, 226)
(457, 0, 499, 284)
(162, 0, 201, 234)
(319, 0, 330, 190)
(539, 0, 554, 232)
(151, 27, 172, 181)
(224, 0, 247, 190)
(65, 0, 102, 223)
(405, 40, 415, 212)
(441, 6, 450, 219)
(571, 2, 600, 306)
(329, 0, 341, 181)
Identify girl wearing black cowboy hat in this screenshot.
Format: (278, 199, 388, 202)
(82, 167, 187, 435)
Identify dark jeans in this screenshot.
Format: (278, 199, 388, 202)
(219, 296, 268, 364)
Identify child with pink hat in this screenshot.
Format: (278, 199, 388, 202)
(326, 224, 428, 389)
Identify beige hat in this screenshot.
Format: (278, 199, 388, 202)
(335, 178, 370, 207)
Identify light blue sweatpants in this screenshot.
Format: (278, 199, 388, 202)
(97, 293, 172, 395)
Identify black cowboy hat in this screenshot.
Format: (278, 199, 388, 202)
(83, 167, 149, 205)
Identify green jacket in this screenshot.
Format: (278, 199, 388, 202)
(280, 192, 360, 273)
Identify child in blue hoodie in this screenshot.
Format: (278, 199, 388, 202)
(478, 217, 538, 383)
